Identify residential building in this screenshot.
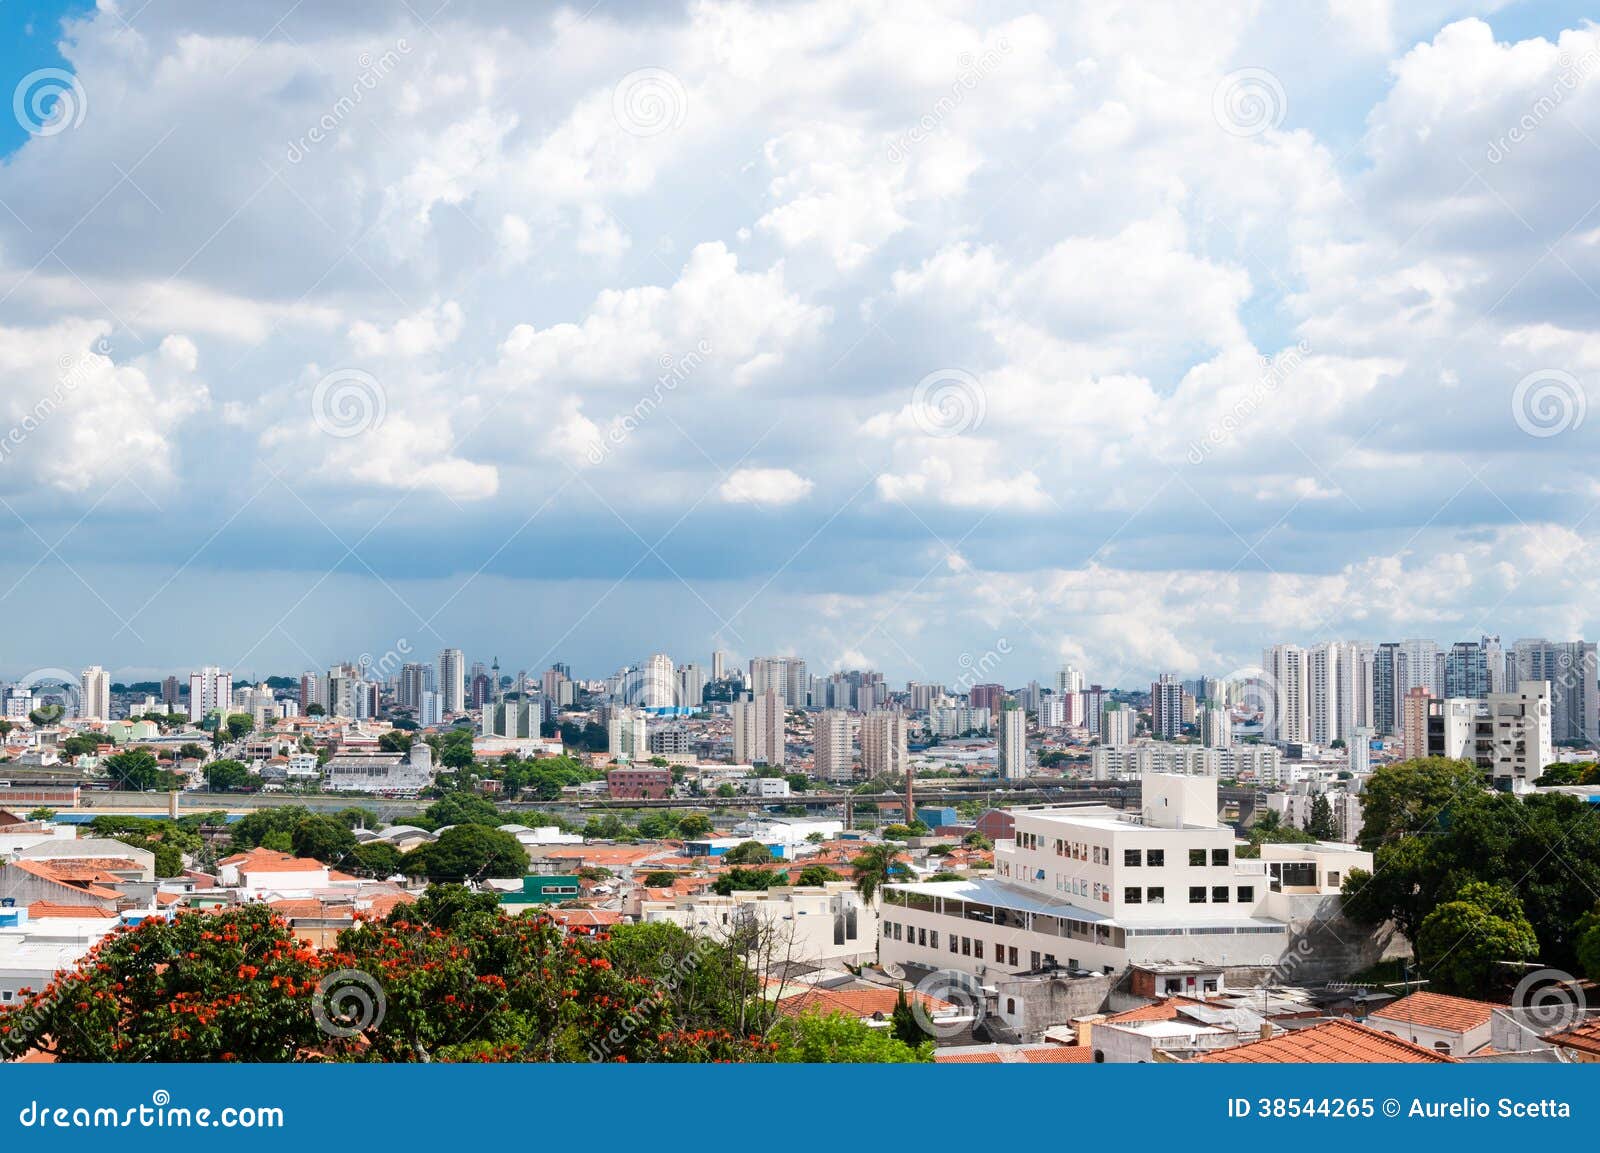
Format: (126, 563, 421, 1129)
(1401, 686, 1432, 760)
(1102, 704, 1134, 747)
(187, 666, 231, 723)
(813, 709, 854, 783)
(607, 706, 649, 761)
(607, 767, 671, 799)
(880, 772, 1373, 981)
(1485, 684, 1553, 794)
(1510, 638, 1598, 744)
(997, 704, 1027, 780)
(1149, 673, 1183, 739)
(732, 690, 785, 767)
(80, 666, 110, 721)
(438, 648, 466, 715)
(860, 709, 909, 778)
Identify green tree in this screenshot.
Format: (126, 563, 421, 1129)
(203, 758, 252, 792)
(676, 813, 713, 838)
(1357, 757, 1483, 850)
(224, 713, 254, 741)
(890, 987, 931, 1046)
(712, 867, 781, 895)
(178, 742, 208, 760)
(1574, 909, 1600, 983)
(261, 829, 294, 853)
(345, 841, 402, 878)
(721, 840, 775, 865)
(290, 814, 358, 863)
(1306, 794, 1337, 840)
(402, 825, 528, 881)
(714, 783, 738, 798)
(642, 870, 679, 887)
(228, 806, 310, 852)
(1416, 881, 1537, 997)
(378, 730, 414, 753)
(24, 807, 56, 821)
(850, 844, 900, 904)
(102, 748, 174, 792)
(305, 703, 326, 716)
(421, 792, 502, 829)
(772, 1010, 931, 1062)
(795, 865, 841, 886)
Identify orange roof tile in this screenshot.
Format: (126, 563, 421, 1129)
(933, 1051, 1003, 1063)
(26, 901, 117, 918)
(1545, 1017, 1600, 1056)
(1199, 1019, 1456, 1063)
(1102, 996, 1209, 1024)
(1018, 1045, 1094, 1063)
(776, 987, 952, 1019)
(1368, 991, 1496, 1034)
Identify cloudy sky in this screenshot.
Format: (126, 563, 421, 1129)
(1, 0, 1598, 688)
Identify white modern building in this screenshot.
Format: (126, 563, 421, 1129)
(188, 666, 232, 723)
(639, 881, 875, 967)
(80, 665, 111, 722)
(880, 772, 1371, 979)
(438, 648, 466, 715)
(997, 706, 1027, 779)
(732, 689, 785, 767)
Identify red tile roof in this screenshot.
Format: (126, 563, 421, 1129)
(775, 986, 952, 1019)
(1545, 1017, 1600, 1056)
(27, 900, 117, 918)
(1102, 996, 1210, 1024)
(1199, 1019, 1456, 1063)
(1368, 991, 1496, 1034)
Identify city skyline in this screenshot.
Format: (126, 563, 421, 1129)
(2, 4, 1599, 685)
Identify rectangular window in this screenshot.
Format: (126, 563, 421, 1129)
(1124, 886, 1142, 904)
(918, 926, 927, 947)
(961, 937, 971, 956)
(1212, 849, 1229, 867)
(1189, 886, 1208, 903)
(1124, 848, 1142, 867)
(974, 940, 984, 961)
(930, 931, 939, 950)
(1189, 849, 1206, 867)
(1008, 946, 1018, 966)
(1236, 886, 1254, 903)
(1146, 849, 1164, 867)
(950, 933, 958, 953)
(1147, 887, 1164, 904)
(1212, 885, 1229, 903)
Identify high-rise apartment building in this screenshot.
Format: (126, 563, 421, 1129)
(80, 665, 110, 721)
(399, 663, 428, 712)
(1055, 665, 1084, 696)
(860, 709, 909, 778)
(438, 648, 466, 715)
(1261, 645, 1309, 745)
(188, 667, 232, 723)
(1149, 673, 1183, 739)
(676, 663, 704, 709)
(607, 706, 649, 761)
(1102, 703, 1134, 747)
(749, 657, 806, 709)
(1305, 643, 1340, 746)
(970, 683, 1005, 713)
(813, 709, 854, 783)
(732, 690, 785, 766)
(1510, 639, 1598, 744)
(1400, 686, 1432, 761)
(997, 704, 1027, 780)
